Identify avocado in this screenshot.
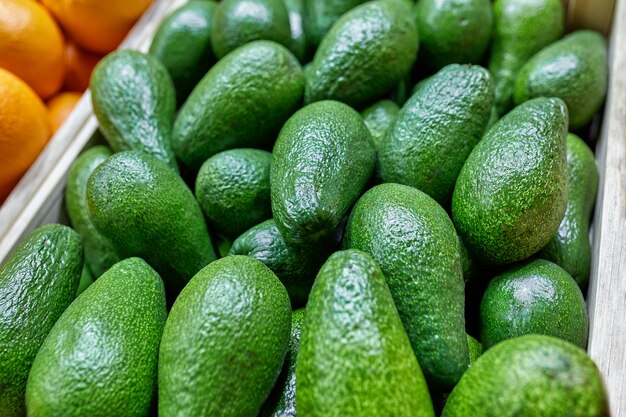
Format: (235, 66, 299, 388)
(344, 183, 468, 388)
(0, 225, 82, 417)
(26, 258, 167, 417)
(211, 0, 295, 60)
(416, 0, 492, 70)
(378, 64, 494, 207)
(76, 263, 94, 296)
(297, 250, 435, 416)
(158, 256, 292, 417)
(86, 151, 216, 294)
(149, 1, 218, 105)
(514, 30, 608, 129)
(481, 259, 588, 349)
(360, 100, 400, 150)
(304, 0, 418, 108)
(486, 105, 499, 131)
(452, 97, 568, 265)
(90, 50, 178, 171)
(466, 334, 483, 365)
(488, 0, 564, 116)
(302, 0, 368, 49)
(196, 148, 273, 239)
(65, 145, 120, 278)
(229, 219, 327, 306)
(540, 134, 598, 287)
(173, 40, 304, 171)
(271, 100, 376, 246)
(284, 0, 307, 62)
(442, 335, 609, 417)
(260, 308, 305, 417)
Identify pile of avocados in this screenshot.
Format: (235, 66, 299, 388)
(0, 0, 612, 416)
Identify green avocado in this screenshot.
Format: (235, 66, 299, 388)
(26, 258, 167, 417)
(284, 0, 307, 62)
(196, 148, 273, 239)
(297, 250, 435, 417)
(304, 0, 419, 108)
(540, 133, 599, 287)
(378, 64, 494, 207)
(158, 256, 292, 417)
(452, 97, 568, 265)
(211, 0, 295, 59)
(0, 225, 83, 417)
(360, 100, 400, 150)
(302, 0, 368, 49)
(416, 0, 492, 70)
(90, 50, 178, 171)
(480, 259, 588, 349)
(173, 40, 304, 171)
(65, 145, 120, 278)
(86, 151, 216, 294)
(466, 334, 483, 365)
(514, 30, 608, 129)
(488, 0, 564, 116)
(271, 100, 376, 246)
(442, 335, 609, 417)
(76, 263, 94, 296)
(149, 1, 218, 105)
(344, 183, 468, 388)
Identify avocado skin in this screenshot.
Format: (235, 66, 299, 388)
(76, 263, 94, 296)
(360, 100, 400, 150)
(229, 220, 326, 306)
(378, 64, 494, 207)
(150, 1, 218, 105)
(211, 0, 294, 59)
(303, 0, 368, 48)
(442, 335, 609, 417)
(540, 134, 598, 287)
(65, 145, 120, 278)
(91, 50, 178, 171)
(271, 100, 376, 246)
(488, 0, 564, 116)
(86, 151, 216, 294)
(344, 183, 468, 388)
(0, 225, 83, 417)
(480, 259, 588, 349)
(466, 334, 483, 365)
(305, 0, 418, 108)
(260, 308, 305, 417)
(452, 97, 568, 265)
(514, 30, 608, 129)
(158, 256, 291, 417)
(26, 258, 167, 417)
(296, 250, 435, 417)
(416, 0, 492, 70)
(284, 0, 307, 62)
(196, 149, 273, 239)
(173, 40, 304, 171)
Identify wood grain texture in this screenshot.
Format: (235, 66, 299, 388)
(587, 0, 626, 415)
(568, 0, 616, 34)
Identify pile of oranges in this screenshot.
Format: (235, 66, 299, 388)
(0, 0, 152, 203)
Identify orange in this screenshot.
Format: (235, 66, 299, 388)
(42, 0, 153, 54)
(0, 68, 51, 202)
(64, 41, 102, 92)
(0, 0, 65, 99)
(47, 92, 81, 132)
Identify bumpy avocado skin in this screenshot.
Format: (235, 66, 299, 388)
(442, 335, 609, 417)
(480, 259, 589, 349)
(540, 134, 598, 287)
(173, 40, 304, 171)
(344, 183, 468, 388)
(91, 50, 178, 171)
(158, 256, 292, 417)
(26, 258, 167, 417)
(360, 100, 400, 150)
(452, 97, 569, 265)
(86, 151, 216, 294)
(303, 0, 368, 48)
(297, 250, 435, 417)
(488, 0, 564, 116)
(378, 64, 494, 207)
(271, 100, 376, 246)
(514, 30, 608, 129)
(305, 0, 419, 108)
(0, 225, 83, 417)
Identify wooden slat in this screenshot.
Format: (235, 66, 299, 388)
(587, 0, 626, 415)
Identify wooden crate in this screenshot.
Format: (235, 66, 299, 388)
(0, 0, 624, 415)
